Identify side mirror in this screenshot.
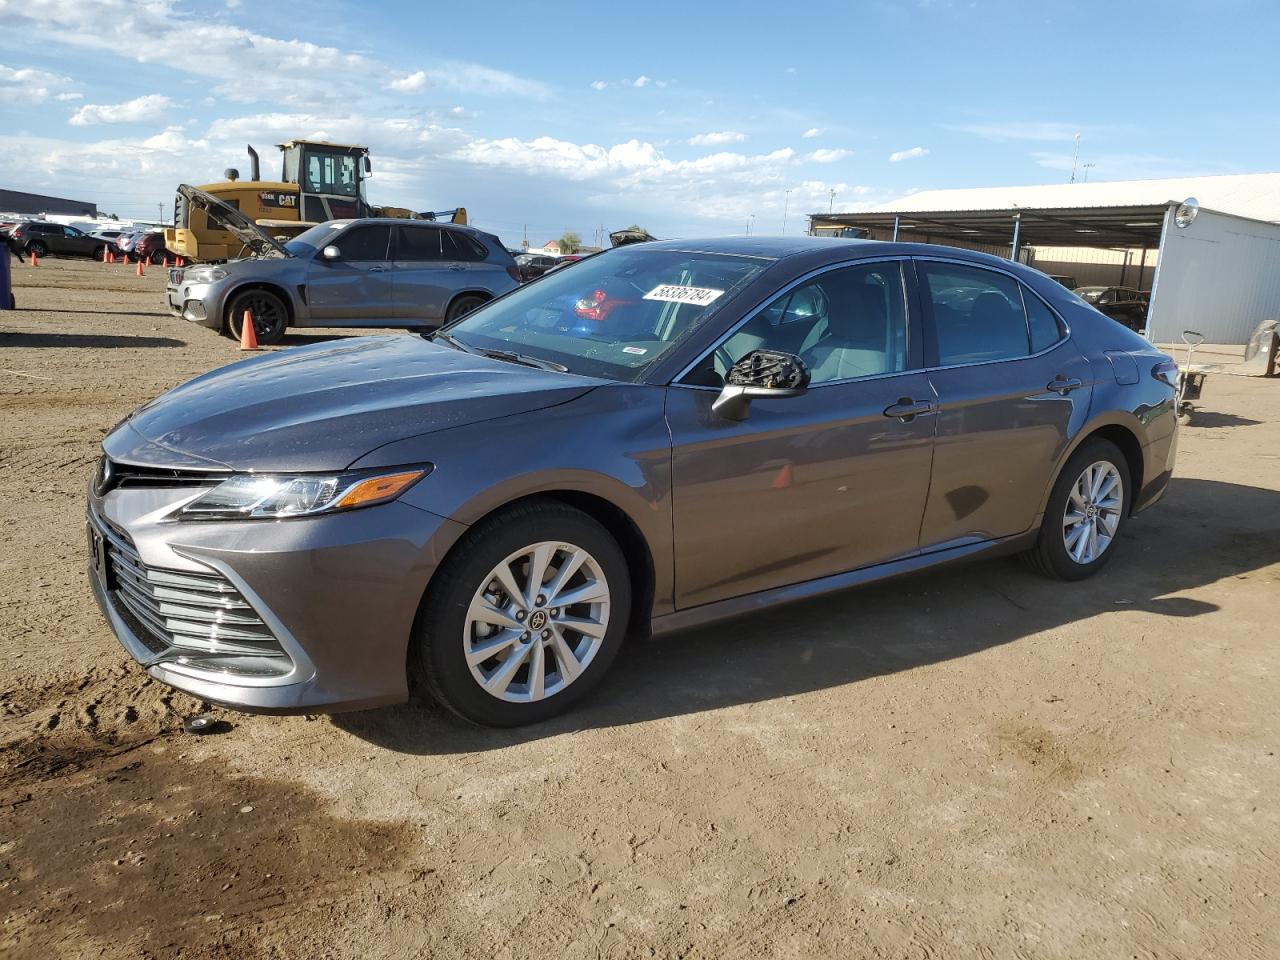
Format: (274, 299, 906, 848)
(712, 349, 810, 421)
(363, 156, 372, 175)
(322, 245, 341, 260)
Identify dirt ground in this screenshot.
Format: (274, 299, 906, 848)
(2, 257, 1277, 959)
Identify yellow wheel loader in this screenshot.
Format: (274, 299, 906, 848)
(165, 140, 467, 262)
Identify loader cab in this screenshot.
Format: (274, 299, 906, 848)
(279, 140, 373, 222)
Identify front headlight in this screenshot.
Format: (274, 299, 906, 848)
(185, 267, 228, 283)
(177, 468, 429, 520)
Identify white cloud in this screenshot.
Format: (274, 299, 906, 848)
(889, 146, 929, 162)
(0, 2, 548, 106)
(688, 131, 745, 146)
(590, 80, 608, 90)
(802, 127, 823, 138)
(785, 66, 797, 74)
(948, 121, 1080, 142)
(807, 148, 851, 163)
(0, 63, 78, 105)
(388, 70, 427, 92)
(69, 94, 173, 126)
(633, 75, 652, 88)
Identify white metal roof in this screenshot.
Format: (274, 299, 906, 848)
(860, 172, 1280, 222)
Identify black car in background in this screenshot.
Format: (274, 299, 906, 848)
(9, 221, 110, 260)
(515, 252, 561, 281)
(1074, 285, 1149, 332)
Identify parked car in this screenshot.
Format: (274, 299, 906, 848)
(133, 231, 173, 265)
(8, 221, 111, 260)
(165, 185, 520, 344)
(1047, 274, 1077, 289)
(515, 253, 561, 281)
(113, 231, 147, 257)
(1073, 285, 1149, 331)
(89, 237, 1179, 726)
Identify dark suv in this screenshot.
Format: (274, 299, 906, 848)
(1073, 286, 1149, 332)
(10, 221, 110, 260)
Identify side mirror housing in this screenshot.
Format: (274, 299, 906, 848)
(712, 349, 810, 421)
(321, 245, 341, 260)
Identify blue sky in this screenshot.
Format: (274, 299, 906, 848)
(0, 0, 1275, 245)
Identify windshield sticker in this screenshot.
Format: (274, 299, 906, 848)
(622, 346, 648, 355)
(642, 284, 725, 307)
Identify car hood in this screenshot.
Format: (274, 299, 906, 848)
(177, 183, 289, 260)
(109, 336, 600, 472)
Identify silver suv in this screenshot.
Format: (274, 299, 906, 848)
(166, 185, 519, 344)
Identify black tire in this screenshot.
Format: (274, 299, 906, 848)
(225, 289, 288, 345)
(1023, 437, 1131, 581)
(413, 500, 632, 727)
(445, 293, 487, 323)
(149, 248, 166, 265)
(94, 245, 108, 262)
(27, 240, 47, 258)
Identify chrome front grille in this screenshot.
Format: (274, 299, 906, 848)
(97, 518, 287, 663)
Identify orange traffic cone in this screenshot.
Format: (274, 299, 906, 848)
(136, 258, 145, 277)
(106, 249, 115, 263)
(29, 249, 39, 267)
(162, 256, 169, 268)
(771, 463, 794, 489)
(239, 310, 259, 351)
(122, 254, 129, 266)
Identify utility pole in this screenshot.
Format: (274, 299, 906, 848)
(157, 202, 164, 224)
(828, 188, 836, 213)
(1082, 162, 1095, 182)
(1070, 132, 1081, 183)
(781, 189, 792, 235)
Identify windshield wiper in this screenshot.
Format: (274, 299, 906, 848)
(429, 330, 478, 354)
(480, 348, 570, 373)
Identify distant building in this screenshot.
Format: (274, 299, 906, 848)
(542, 240, 561, 255)
(0, 188, 97, 218)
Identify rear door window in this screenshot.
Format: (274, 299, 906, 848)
(395, 226, 444, 261)
(1022, 288, 1064, 353)
(918, 261, 1032, 365)
(442, 230, 487, 261)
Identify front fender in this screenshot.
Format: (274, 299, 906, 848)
(351, 384, 676, 614)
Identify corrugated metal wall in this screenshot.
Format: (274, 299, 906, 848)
(1147, 208, 1280, 345)
(1027, 247, 1159, 289)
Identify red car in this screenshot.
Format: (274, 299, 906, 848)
(131, 231, 175, 265)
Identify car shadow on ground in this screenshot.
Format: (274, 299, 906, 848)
(0, 332, 185, 348)
(28, 309, 174, 318)
(331, 477, 1280, 754)
(1186, 411, 1263, 429)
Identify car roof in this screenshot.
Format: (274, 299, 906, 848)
(337, 217, 479, 232)
(635, 235, 1050, 275)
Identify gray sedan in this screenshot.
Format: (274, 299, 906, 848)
(166, 192, 518, 344)
(89, 237, 1179, 726)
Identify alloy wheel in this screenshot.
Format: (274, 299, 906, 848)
(1062, 461, 1123, 564)
(463, 540, 611, 703)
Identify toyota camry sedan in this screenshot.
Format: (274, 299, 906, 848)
(87, 237, 1179, 726)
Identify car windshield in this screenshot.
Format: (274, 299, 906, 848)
(285, 222, 345, 256)
(444, 247, 768, 381)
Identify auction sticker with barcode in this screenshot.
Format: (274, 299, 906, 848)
(643, 284, 725, 307)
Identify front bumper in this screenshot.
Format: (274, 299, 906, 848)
(165, 276, 221, 329)
(87, 482, 467, 714)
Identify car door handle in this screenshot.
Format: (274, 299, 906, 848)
(882, 398, 936, 422)
(448, 264, 466, 272)
(1046, 376, 1084, 394)
(368, 265, 388, 273)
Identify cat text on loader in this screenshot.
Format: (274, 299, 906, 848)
(165, 140, 467, 262)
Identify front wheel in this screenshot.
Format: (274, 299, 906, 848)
(413, 501, 631, 726)
(225, 289, 288, 345)
(1023, 438, 1130, 581)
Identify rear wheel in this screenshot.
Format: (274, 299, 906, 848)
(149, 248, 166, 265)
(94, 245, 108, 262)
(445, 293, 487, 323)
(1023, 438, 1130, 581)
(27, 240, 47, 258)
(413, 500, 631, 727)
(225, 289, 288, 345)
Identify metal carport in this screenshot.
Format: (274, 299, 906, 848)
(808, 173, 1280, 345)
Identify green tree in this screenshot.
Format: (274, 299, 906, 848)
(559, 231, 581, 254)
(624, 224, 646, 233)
